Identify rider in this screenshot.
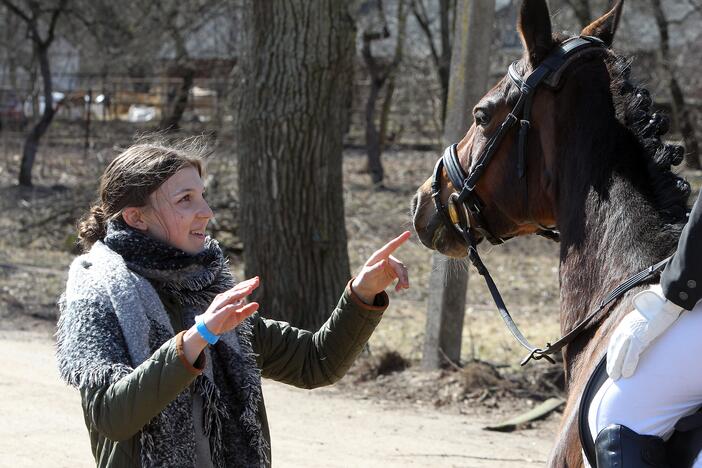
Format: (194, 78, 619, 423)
(590, 187, 702, 466)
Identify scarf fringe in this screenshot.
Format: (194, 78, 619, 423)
(198, 376, 229, 467)
(237, 317, 270, 465)
(55, 295, 133, 389)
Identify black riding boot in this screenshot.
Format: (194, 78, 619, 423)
(595, 424, 668, 467)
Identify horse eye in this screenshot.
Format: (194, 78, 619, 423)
(474, 108, 490, 126)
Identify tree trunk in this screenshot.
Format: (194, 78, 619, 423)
(412, 0, 453, 130)
(237, 0, 354, 330)
(650, 0, 700, 169)
(670, 78, 701, 170)
(379, 77, 396, 151)
(437, 0, 452, 124)
(379, 0, 408, 152)
(19, 43, 55, 187)
(365, 79, 385, 186)
(361, 0, 407, 188)
(159, 68, 195, 132)
(422, 0, 495, 369)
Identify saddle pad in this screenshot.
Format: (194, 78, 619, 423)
(578, 355, 609, 466)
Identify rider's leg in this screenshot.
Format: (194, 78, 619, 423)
(588, 299, 702, 466)
(594, 424, 667, 467)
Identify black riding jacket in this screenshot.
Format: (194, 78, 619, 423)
(661, 189, 702, 310)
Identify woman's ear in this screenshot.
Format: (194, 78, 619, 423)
(122, 207, 148, 231)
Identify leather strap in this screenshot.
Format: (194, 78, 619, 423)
(523, 256, 671, 363)
(465, 221, 670, 365)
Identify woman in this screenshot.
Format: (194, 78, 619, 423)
(56, 142, 411, 467)
(589, 187, 702, 466)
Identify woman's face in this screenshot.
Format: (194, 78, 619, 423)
(139, 165, 214, 254)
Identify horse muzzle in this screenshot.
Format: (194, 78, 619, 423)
(411, 191, 476, 257)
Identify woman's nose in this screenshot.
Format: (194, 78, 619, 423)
(199, 200, 214, 219)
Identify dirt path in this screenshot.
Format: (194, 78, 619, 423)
(0, 330, 555, 467)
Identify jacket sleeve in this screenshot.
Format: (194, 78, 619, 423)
(251, 281, 388, 389)
(661, 189, 702, 310)
(81, 332, 205, 442)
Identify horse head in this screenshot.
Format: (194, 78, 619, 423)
(411, 0, 626, 257)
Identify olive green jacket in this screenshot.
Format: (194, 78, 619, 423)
(80, 283, 387, 467)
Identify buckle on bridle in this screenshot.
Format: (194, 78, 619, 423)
(447, 192, 470, 228)
(520, 345, 556, 366)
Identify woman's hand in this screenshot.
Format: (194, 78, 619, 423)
(351, 231, 411, 305)
(183, 277, 260, 364)
(201, 276, 260, 335)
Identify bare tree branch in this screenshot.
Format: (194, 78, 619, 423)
(666, 1, 702, 25)
(562, 0, 592, 24)
(411, 0, 440, 69)
(42, 0, 68, 48)
(650, 0, 700, 168)
(0, 0, 32, 24)
(683, 0, 702, 13)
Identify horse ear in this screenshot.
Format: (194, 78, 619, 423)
(580, 0, 624, 46)
(517, 0, 553, 67)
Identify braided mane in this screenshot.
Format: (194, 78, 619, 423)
(605, 50, 691, 222)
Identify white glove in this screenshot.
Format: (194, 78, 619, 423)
(607, 284, 684, 380)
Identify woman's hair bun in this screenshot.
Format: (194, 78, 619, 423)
(77, 204, 108, 252)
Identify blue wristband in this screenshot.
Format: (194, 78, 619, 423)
(195, 318, 219, 345)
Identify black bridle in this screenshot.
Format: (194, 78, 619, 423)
(431, 35, 608, 247)
(430, 36, 670, 365)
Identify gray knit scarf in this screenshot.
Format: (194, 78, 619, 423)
(56, 220, 267, 467)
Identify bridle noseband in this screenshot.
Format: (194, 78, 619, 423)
(427, 36, 673, 366)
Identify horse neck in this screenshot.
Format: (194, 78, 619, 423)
(555, 126, 678, 336)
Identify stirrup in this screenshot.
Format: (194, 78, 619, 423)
(595, 424, 668, 467)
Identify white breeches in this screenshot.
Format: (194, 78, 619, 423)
(587, 299, 702, 466)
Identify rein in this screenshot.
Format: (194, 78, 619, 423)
(431, 36, 670, 365)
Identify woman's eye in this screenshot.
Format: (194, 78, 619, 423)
(474, 109, 490, 126)
(179, 194, 191, 203)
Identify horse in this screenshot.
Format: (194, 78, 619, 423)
(410, 0, 693, 466)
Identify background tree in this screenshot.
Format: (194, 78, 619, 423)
(360, 0, 408, 188)
(155, 1, 227, 132)
(237, 1, 354, 330)
(562, 0, 592, 24)
(2, 0, 68, 187)
(649, 0, 700, 169)
(69, 0, 229, 132)
(422, 0, 495, 369)
(411, 0, 455, 126)
(556, 0, 701, 169)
